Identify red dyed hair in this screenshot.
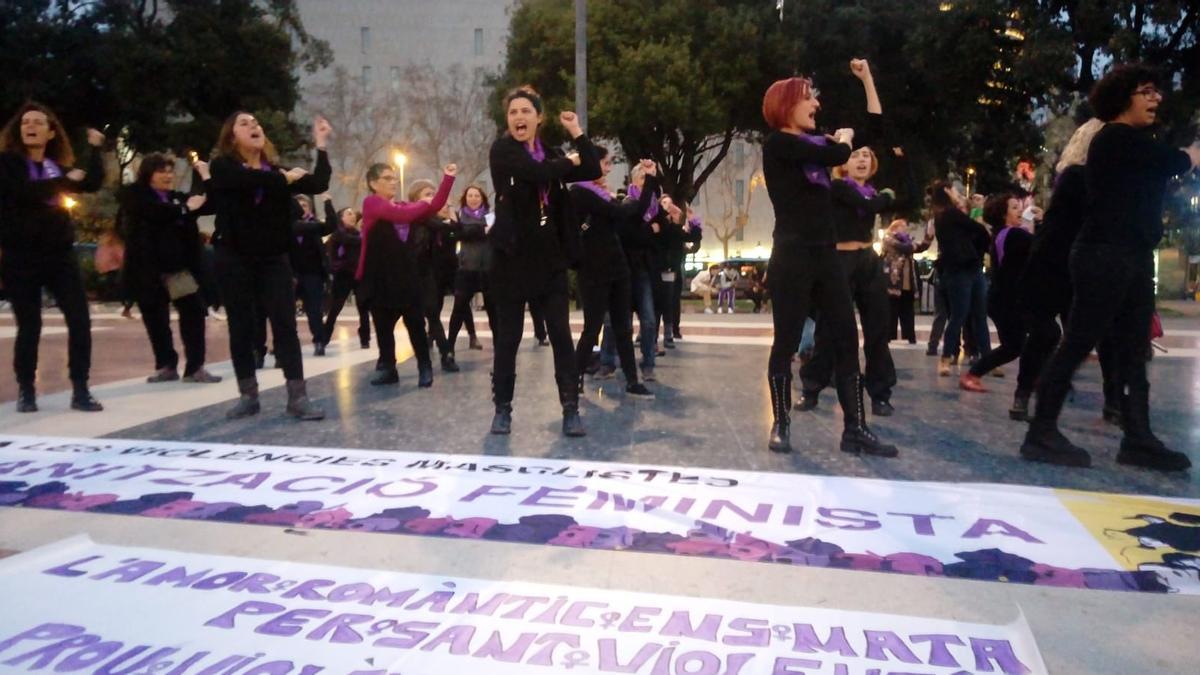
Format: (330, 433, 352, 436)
(762, 77, 814, 131)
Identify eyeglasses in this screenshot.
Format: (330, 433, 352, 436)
(1133, 87, 1162, 99)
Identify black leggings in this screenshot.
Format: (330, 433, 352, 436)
(1034, 244, 1153, 425)
(577, 275, 638, 383)
(322, 272, 371, 346)
(801, 248, 896, 401)
(215, 249, 304, 381)
(371, 304, 430, 371)
(448, 269, 493, 347)
(492, 271, 575, 386)
(4, 253, 92, 385)
(768, 244, 859, 380)
(138, 290, 208, 376)
(419, 272, 450, 355)
(890, 290, 916, 342)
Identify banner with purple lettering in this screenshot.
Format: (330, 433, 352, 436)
(0, 435, 1197, 594)
(0, 537, 1048, 674)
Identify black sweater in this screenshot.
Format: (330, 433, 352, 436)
(120, 184, 211, 297)
(359, 218, 423, 311)
(1025, 165, 1085, 287)
(325, 202, 362, 277)
(933, 208, 990, 274)
(569, 175, 657, 284)
(0, 149, 104, 268)
(488, 134, 602, 300)
(1078, 123, 1192, 252)
(988, 226, 1033, 308)
(831, 180, 894, 244)
(209, 150, 330, 258)
(455, 211, 492, 273)
(289, 201, 335, 276)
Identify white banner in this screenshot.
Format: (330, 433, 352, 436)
(1, 435, 1197, 594)
(0, 537, 1048, 674)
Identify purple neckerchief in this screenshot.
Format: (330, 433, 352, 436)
(626, 183, 660, 222)
(687, 216, 703, 231)
(892, 231, 912, 246)
(27, 157, 63, 181)
(995, 226, 1015, 267)
(795, 133, 832, 189)
(572, 180, 612, 202)
(461, 205, 489, 220)
(153, 189, 170, 203)
(245, 160, 273, 205)
(525, 138, 550, 207)
(843, 178, 877, 217)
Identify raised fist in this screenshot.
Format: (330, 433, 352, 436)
(312, 116, 332, 148)
(850, 59, 872, 81)
(444, 163, 458, 177)
(560, 111, 582, 136)
(86, 128, 106, 147)
(640, 159, 657, 176)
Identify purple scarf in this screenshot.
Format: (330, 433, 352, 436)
(687, 216, 703, 231)
(27, 157, 63, 181)
(525, 139, 550, 208)
(844, 178, 877, 217)
(572, 180, 613, 202)
(153, 189, 171, 203)
(461, 205, 489, 220)
(995, 226, 1014, 267)
(892, 231, 912, 247)
(796, 133, 832, 189)
(245, 160, 273, 205)
(626, 183, 660, 222)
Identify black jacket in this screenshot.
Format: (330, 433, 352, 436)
(120, 183, 211, 298)
(359, 218, 424, 311)
(488, 134, 601, 300)
(569, 175, 657, 284)
(0, 149, 104, 270)
(209, 150, 330, 258)
(289, 201, 335, 276)
(933, 208, 990, 274)
(455, 210, 492, 273)
(326, 202, 363, 278)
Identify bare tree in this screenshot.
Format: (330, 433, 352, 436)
(398, 63, 497, 192)
(699, 137, 763, 260)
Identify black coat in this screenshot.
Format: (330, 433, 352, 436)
(120, 183, 211, 299)
(209, 150, 330, 258)
(0, 149, 104, 271)
(359, 219, 424, 311)
(487, 134, 601, 301)
(289, 201, 335, 276)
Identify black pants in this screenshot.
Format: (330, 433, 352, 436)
(4, 253, 91, 385)
(800, 249, 896, 402)
(577, 275, 638, 383)
(322, 272, 371, 347)
(493, 271, 575, 384)
(890, 290, 916, 342)
(371, 304, 430, 370)
(1034, 244, 1153, 425)
(671, 269, 684, 337)
(652, 273, 674, 340)
(528, 297, 548, 342)
(296, 272, 326, 345)
(927, 271, 947, 352)
(137, 290, 207, 376)
(448, 269, 493, 347)
(419, 271, 450, 355)
(768, 245, 859, 380)
(215, 249, 304, 381)
(968, 301, 1028, 382)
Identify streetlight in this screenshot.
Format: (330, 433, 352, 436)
(62, 196, 78, 213)
(965, 166, 977, 196)
(393, 151, 407, 194)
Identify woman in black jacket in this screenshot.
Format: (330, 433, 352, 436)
(207, 112, 331, 421)
(930, 181, 992, 377)
(121, 152, 221, 385)
(487, 86, 601, 436)
(320, 202, 370, 350)
(0, 102, 106, 413)
(290, 194, 334, 356)
(446, 185, 493, 351)
(759, 61, 896, 457)
(570, 148, 656, 399)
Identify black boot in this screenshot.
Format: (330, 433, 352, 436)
(253, 349, 266, 370)
(70, 380, 103, 412)
(418, 361, 434, 388)
(1009, 390, 1031, 422)
(871, 398, 895, 417)
(768, 374, 792, 453)
(314, 342, 326, 357)
(1020, 419, 1091, 467)
(558, 375, 586, 437)
(370, 367, 399, 385)
(837, 374, 897, 457)
(285, 380, 325, 420)
(16, 382, 37, 413)
(794, 389, 819, 412)
(490, 374, 515, 435)
(441, 351, 460, 373)
(1116, 383, 1190, 472)
(226, 377, 260, 419)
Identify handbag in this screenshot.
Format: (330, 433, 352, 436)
(164, 270, 199, 300)
(1150, 311, 1164, 340)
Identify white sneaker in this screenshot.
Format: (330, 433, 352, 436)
(704, 308, 714, 315)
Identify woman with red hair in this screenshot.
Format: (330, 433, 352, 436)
(759, 60, 896, 457)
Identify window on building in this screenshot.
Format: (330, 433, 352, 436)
(390, 67, 401, 93)
(736, 227, 745, 242)
(361, 66, 372, 94)
(733, 141, 745, 168)
(361, 27, 371, 54)
(473, 28, 484, 56)
(735, 179, 745, 206)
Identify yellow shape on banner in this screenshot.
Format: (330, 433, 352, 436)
(1056, 489, 1200, 571)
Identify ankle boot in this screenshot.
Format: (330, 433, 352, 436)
(938, 357, 952, 377)
(16, 382, 37, 413)
(418, 361, 434, 388)
(70, 380, 103, 412)
(768, 374, 792, 452)
(441, 351, 460, 373)
(285, 380, 325, 420)
(490, 374, 515, 435)
(226, 377, 261, 419)
(370, 367, 399, 386)
(794, 389, 819, 412)
(836, 374, 897, 457)
(1009, 390, 1030, 421)
(1116, 383, 1190, 471)
(1020, 419, 1091, 467)
(557, 374, 586, 437)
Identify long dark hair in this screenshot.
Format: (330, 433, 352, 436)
(0, 101, 75, 165)
(459, 185, 491, 210)
(982, 193, 1015, 231)
(215, 110, 279, 164)
(135, 153, 175, 186)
